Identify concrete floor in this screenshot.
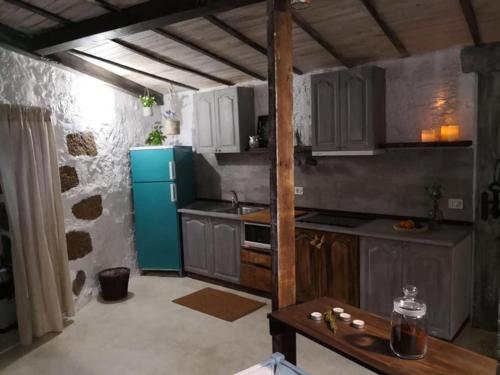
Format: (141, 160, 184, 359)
(0, 276, 374, 375)
(0, 276, 496, 374)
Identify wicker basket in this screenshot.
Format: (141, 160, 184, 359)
(98, 267, 130, 301)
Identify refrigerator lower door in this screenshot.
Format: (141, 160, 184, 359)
(133, 182, 181, 270)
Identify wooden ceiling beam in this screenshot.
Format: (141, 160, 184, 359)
(4, 0, 73, 26)
(0, 23, 33, 51)
(152, 28, 266, 81)
(359, 0, 409, 57)
(69, 49, 199, 91)
(459, 0, 482, 46)
(111, 39, 234, 86)
(204, 14, 303, 75)
(291, 10, 352, 68)
(30, 0, 263, 55)
(49, 51, 164, 104)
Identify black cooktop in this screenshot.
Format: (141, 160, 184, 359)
(298, 213, 371, 228)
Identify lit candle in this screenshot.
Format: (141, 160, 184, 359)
(440, 125, 460, 141)
(421, 129, 437, 142)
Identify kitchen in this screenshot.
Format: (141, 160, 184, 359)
(0, 0, 498, 374)
(135, 46, 473, 344)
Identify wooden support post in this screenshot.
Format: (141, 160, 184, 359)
(268, 0, 296, 363)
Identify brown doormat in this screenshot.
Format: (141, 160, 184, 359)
(172, 287, 266, 322)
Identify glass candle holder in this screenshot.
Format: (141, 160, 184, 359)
(440, 125, 460, 141)
(421, 129, 437, 142)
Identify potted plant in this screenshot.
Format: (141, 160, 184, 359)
(145, 122, 167, 146)
(139, 94, 157, 117)
(163, 110, 180, 135)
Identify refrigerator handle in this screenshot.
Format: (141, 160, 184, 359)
(170, 183, 177, 203)
(169, 161, 176, 180)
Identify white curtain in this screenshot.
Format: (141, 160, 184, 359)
(0, 104, 74, 345)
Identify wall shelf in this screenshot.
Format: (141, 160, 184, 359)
(381, 141, 473, 149)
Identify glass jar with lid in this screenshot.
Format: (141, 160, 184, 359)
(390, 285, 428, 359)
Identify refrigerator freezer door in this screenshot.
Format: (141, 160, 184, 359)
(133, 182, 181, 270)
(130, 148, 175, 182)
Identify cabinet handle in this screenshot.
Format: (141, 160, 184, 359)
(169, 161, 176, 180)
(170, 183, 177, 203)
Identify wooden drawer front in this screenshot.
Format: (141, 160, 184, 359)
(240, 263, 271, 293)
(241, 249, 271, 268)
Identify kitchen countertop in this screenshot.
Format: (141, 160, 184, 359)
(180, 201, 472, 247)
(297, 218, 472, 247)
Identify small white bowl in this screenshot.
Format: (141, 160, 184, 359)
(310, 312, 322, 321)
(339, 312, 351, 322)
(352, 319, 365, 329)
(332, 307, 344, 316)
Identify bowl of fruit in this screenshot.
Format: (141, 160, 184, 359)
(393, 219, 429, 233)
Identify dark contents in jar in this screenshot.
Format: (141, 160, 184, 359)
(390, 323, 427, 358)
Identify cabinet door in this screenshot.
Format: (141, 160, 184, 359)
(214, 89, 239, 153)
(323, 233, 360, 306)
(360, 237, 403, 318)
(182, 215, 212, 276)
(311, 73, 341, 150)
(296, 228, 324, 302)
(403, 243, 451, 339)
(340, 68, 372, 150)
(212, 218, 240, 283)
(195, 92, 217, 153)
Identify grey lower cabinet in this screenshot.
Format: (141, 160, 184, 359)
(360, 235, 472, 340)
(194, 87, 254, 154)
(181, 214, 240, 283)
(311, 66, 386, 155)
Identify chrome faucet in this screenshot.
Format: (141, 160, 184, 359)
(230, 190, 239, 208)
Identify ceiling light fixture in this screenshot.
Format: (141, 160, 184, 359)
(290, 0, 311, 10)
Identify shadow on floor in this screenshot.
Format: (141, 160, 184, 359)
(0, 320, 74, 372)
(97, 291, 135, 305)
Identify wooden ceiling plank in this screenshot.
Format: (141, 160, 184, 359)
(111, 38, 233, 86)
(91, 0, 123, 13)
(291, 10, 352, 68)
(359, 0, 409, 57)
(459, 0, 482, 46)
(69, 49, 199, 91)
(49, 51, 164, 104)
(152, 28, 265, 81)
(4, 0, 73, 26)
(204, 14, 303, 74)
(31, 0, 264, 55)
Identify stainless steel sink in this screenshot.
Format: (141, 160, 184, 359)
(184, 201, 264, 215)
(221, 206, 264, 215)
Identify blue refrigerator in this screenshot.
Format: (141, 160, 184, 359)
(130, 146, 194, 272)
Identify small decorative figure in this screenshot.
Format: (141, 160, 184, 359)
(426, 183, 444, 229)
(249, 136, 259, 149)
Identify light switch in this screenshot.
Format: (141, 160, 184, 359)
(448, 199, 463, 210)
(294, 186, 304, 196)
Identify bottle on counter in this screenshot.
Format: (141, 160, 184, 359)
(390, 285, 428, 360)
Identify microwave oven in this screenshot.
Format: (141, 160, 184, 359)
(243, 222, 271, 250)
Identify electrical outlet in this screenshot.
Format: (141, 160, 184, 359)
(448, 199, 463, 210)
(294, 186, 304, 196)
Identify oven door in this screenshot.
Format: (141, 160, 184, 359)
(243, 222, 271, 250)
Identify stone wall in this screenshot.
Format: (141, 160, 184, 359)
(0, 46, 160, 309)
(179, 47, 476, 221)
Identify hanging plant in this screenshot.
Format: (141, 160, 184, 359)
(145, 122, 167, 146)
(163, 110, 180, 136)
(139, 89, 157, 117)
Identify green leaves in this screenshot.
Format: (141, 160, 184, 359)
(139, 95, 157, 108)
(145, 124, 167, 146)
(324, 310, 338, 333)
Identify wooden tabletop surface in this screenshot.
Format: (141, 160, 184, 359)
(268, 297, 497, 375)
(240, 208, 308, 224)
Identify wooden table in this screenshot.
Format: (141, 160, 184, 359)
(268, 297, 497, 375)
